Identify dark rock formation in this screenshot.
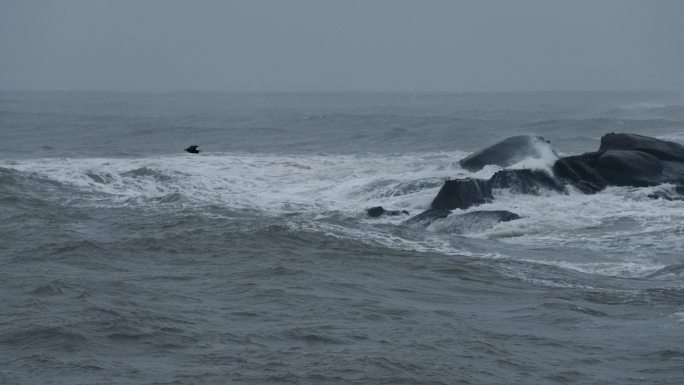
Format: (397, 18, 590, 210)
(662, 162, 684, 182)
(595, 150, 663, 187)
(367, 206, 385, 217)
(430, 178, 492, 210)
(367, 206, 409, 217)
(393, 133, 684, 232)
(599, 133, 684, 162)
(459, 135, 558, 171)
(490, 169, 565, 193)
(553, 135, 684, 192)
(430, 169, 564, 211)
(553, 150, 664, 189)
(552, 152, 606, 193)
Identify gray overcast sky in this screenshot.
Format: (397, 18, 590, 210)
(1, 0, 683, 92)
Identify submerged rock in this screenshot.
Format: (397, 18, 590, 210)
(404, 208, 452, 228)
(405, 209, 521, 233)
(429, 210, 521, 234)
(647, 183, 684, 201)
(367, 206, 409, 218)
(647, 191, 684, 201)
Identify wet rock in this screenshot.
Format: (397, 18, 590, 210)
(459, 135, 558, 172)
(367, 206, 409, 218)
(490, 169, 565, 194)
(552, 152, 606, 194)
(404, 209, 452, 228)
(429, 210, 521, 234)
(430, 178, 493, 210)
(595, 150, 663, 187)
(599, 133, 684, 162)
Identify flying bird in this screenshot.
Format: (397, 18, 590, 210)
(185, 145, 200, 154)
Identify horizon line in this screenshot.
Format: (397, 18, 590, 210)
(1, 88, 681, 94)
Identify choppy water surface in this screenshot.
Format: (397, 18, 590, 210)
(1, 91, 684, 384)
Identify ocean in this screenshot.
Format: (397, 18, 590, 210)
(1, 90, 684, 384)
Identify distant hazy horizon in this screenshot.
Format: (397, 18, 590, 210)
(2, 89, 684, 95)
(2, 0, 683, 92)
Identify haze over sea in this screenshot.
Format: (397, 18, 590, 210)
(2, 90, 684, 384)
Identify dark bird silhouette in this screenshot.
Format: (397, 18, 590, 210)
(185, 145, 200, 154)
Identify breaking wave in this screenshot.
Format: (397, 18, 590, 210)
(3, 149, 682, 279)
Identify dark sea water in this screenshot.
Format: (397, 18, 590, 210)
(1, 91, 684, 384)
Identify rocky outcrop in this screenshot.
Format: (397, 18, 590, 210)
(595, 150, 664, 187)
(599, 133, 684, 162)
(372, 133, 684, 233)
(428, 133, 684, 212)
(430, 179, 492, 210)
(554, 134, 684, 192)
(552, 152, 606, 193)
(459, 135, 558, 171)
(430, 169, 562, 211)
(489, 169, 565, 194)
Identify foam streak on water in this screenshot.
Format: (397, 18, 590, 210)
(3, 152, 463, 212)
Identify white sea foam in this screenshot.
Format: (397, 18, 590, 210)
(657, 132, 684, 144)
(4, 151, 682, 278)
(462, 185, 684, 277)
(619, 102, 671, 110)
(506, 139, 560, 172)
(1, 152, 463, 214)
(674, 312, 684, 324)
